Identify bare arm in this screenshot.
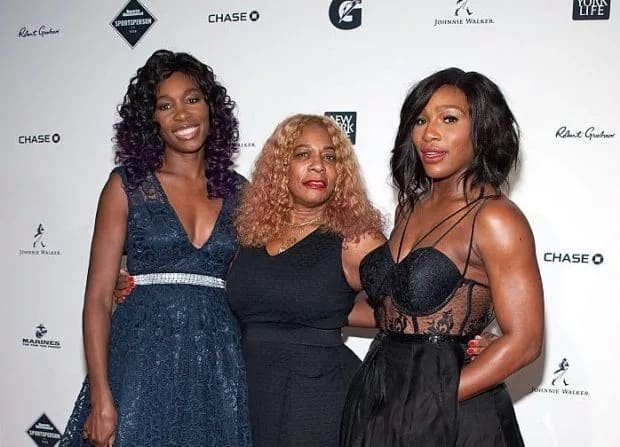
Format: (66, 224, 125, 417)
(458, 199, 544, 400)
(82, 173, 127, 445)
(342, 232, 386, 328)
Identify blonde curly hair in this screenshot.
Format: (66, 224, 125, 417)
(236, 114, 384, 246)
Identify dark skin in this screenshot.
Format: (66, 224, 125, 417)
(399, 85, 544, 400)
(82, 72, 221, 446)
(114, 123, 499, 357)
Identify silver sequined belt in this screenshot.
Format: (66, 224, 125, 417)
(132, 273, 226, 289)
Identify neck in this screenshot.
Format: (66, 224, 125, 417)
(160, 149, 206, 180)
(288, 206, 325, 225)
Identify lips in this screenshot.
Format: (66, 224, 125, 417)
(173, 124, 200, 140)
(302, 180, 327, 189)
(420, 147, 447, 164)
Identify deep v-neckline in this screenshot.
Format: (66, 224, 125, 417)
(151, 171, 225, 250)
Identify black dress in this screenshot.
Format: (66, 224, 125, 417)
(227, 229, 362, 447)
(340, 196, 525, 447)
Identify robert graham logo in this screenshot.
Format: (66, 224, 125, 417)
(23, 324, 62, 349)
(434, 0, 495, 27)
(556, 125, 615, 140)
(573, 0, 611, 20)
(18, 133, 61, 144)
(532, 357, 590, 397)
(19, 224, 62, 256)
(111, 0, 156, 48)
(543, 251, 604, 265)
(329, 0, 362, 30)
(325, 111, 357, 144)
(27, 413, 61, 446)
(18, 25, 60, 38)
(207, 10, 260, 23)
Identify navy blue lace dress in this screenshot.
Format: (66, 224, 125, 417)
(60, 167, 252, 447)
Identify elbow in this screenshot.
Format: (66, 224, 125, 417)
(519, 333, 542, 367)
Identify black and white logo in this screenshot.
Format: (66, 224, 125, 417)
(27, 414, 61, 446)
(208, 10, 260, 23)
(434, 0, 495, 27)
(325, 111, 357, 144)
(19, 224, 62, 256)
(329, 0, 362, 30)
(23, 324, 62, 349)
(18, 133, 61, 144)
(573, 0, 611, 20)
(543, 252, 605, 266)
(556, 125, 615, 140)
(532, 357, 590, 397)
(18, 26, 60, 38)
(111, 0, 156, 48)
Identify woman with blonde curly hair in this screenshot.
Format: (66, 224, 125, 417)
(227, 114, 386, 447)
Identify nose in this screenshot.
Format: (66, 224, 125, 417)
(173, 103, 190, 121)
(422, 119, 440, 142)
(308, 153, 326, 172)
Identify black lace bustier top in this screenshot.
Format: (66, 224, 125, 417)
(360, 196, 498, 338)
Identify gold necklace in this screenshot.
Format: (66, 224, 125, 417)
(278, 217, 323, 254)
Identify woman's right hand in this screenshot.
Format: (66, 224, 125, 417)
(113, 269, 134, 304)
(466, 331, 499, 360)
(82, 398, 117, 447)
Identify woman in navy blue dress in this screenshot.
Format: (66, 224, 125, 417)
(60, 50, 251, 447)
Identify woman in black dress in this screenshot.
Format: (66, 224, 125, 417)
(340, 68, 544, 446)
(228, 114, 385, 447)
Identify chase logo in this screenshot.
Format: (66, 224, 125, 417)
(573, 0, 611, 20)
(208, 11, 260, 23)
(27, 414, 61, 446)
(325, 111, 357, 144)
(543, 252, 604, 265)
(329, 0, 362, 30)
(18, 133, 61, 144)
(111, 0, 156, 48)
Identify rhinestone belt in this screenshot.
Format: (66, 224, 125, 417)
(132, 273, 225, 289)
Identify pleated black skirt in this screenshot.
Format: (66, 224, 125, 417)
(340, 332, 524, 447)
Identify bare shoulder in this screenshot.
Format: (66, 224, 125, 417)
(476, 196, 535, 252)
(98, 171, 127, 210)
(342, 230, 387, 270)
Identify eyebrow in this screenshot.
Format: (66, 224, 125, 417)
(433, 104, 467, 113)
(294, 143, 336, 150)
(156, 88, 202, 100)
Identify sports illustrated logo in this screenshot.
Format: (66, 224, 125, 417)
(18, 26, 60, 38)
(23, 324, 62, 349)
(27, 413, 61, 446)
(543, 252, 604, 265)
(208, 11, 260, 23)
(573, 0, 611, 20)
(532, 357, 590, 397)
(19, 224, 62, 256)
(18, 133, 61, 144)
(325, 111, 357, 144)
(111, 0, 156, 48)
(556, 125, 615, 140)
(329, 0, 362, 30)
(434, 1, 495, 27)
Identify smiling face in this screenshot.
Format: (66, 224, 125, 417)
(411, 85, 474, 182)
(153, 71, 210, 155)
(286, 123, 338, 212)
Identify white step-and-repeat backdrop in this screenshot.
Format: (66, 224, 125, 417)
(1, 1, 618, 445)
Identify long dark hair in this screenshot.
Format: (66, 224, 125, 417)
(391, 67, 520, 210)
(114, 49, 239, 198)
